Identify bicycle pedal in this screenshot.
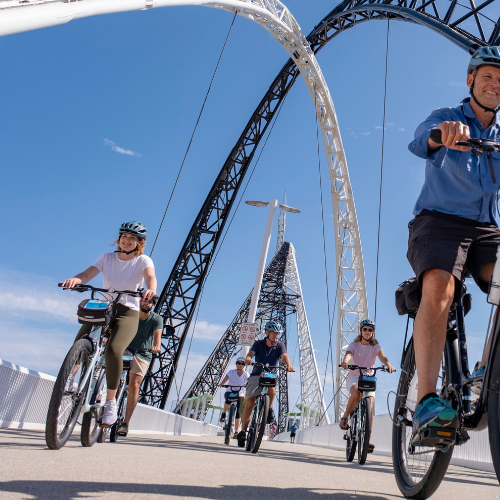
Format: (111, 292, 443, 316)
(414, 427, 456, 448)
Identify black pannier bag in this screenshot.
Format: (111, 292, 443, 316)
(78, 299, 113, 326)
(395, 277, 421, 317)
(357, 375, 376, 392)
(259, 372, 278, 388)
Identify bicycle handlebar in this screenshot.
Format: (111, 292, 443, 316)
(222, 385, 246, 388)
(430, 128, 500, 154)
(58, 283, 158, 300)
(339, 364, 395, 373)
(251, 362, 290, 371)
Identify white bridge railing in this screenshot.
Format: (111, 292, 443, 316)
(0, 359, 220, 436)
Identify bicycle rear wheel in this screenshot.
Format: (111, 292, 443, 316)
(487, 329, 500, 483)
(251, 394, 269, 454)
(110, 385, 128, 443)
(81, 366, 107, 447)
(358, 397, 372, 465)
(224, 405, 236, 446)
(345, 412, 357, 462)
(392, 339, 453, 499)
(45, 338, 93, 450)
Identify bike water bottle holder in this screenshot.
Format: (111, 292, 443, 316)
(358, 375, 376, 392)
(259, 372, 277, 387)
(78, 299, 113, 326)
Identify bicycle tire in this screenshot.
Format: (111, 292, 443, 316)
(225, 404, 236, 446)
(110, 385, 128, 443)
(45, 338, 93, 450)
(346, 412, 357, 462)
(392, 339, 453, 499)
(246, 428, 254, 451)
(97, 427, 110, 443)
(252, 394, 269, 454)
(246, 401, 258, 452)
(81, 366, 107, 447)
(487, 330, 500, 483)
(358, 397, 372, 465)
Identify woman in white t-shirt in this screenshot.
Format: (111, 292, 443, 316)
(61, 221, 157, 426)
(218, 357, 250, 436)
(339, 319, 395, 451)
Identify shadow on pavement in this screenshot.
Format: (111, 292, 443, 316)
(0, 481, 403, 500)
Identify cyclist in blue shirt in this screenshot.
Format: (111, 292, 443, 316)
(406, 47, 500, 445)
(237, 320, 294, 447)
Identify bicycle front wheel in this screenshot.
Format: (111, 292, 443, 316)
(392, 339, 453, 499)
(224, 405, 236, 446)
(45, 338, 93, 450)
(358, 397, 372, 465)
(81, 366, 107, 447)
(346, 412, 357, 462)
(487, 328, 500, 483)
(251, 394, 269, 454)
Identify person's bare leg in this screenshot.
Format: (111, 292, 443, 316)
(268, 387, 276, 406)
(342, 386, 361, 420)
(235, 418, 241, 431)
(478, 263, 496, 366)
(222, 402, 230, 414)
(124, 373, 142, 424)
(414, 269, 455, 402)
(241, 396, 257, 431)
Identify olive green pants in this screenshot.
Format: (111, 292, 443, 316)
(75, 303, 139, 390)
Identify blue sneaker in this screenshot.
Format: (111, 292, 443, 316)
(471, 362, 486, 395)
(412, 395, 458, 445)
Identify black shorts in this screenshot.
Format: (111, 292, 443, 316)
(224, 393, 244, 418)
(407, 209, 500, 293)
(290, 432, 296, 437)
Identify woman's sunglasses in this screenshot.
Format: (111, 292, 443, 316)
(362, 327, 374, 332)
(236, 362, 245, 365)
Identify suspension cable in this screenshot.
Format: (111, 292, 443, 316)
(374, 19, 390, 322)
(150, 13, 237, 256)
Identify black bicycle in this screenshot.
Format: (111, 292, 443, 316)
(245, 363, 289, 454)
(221, 385, 246, 446)
(45, 283, 143, 450)
(343, 365, 392, 465)
(393, 130, 500, 499)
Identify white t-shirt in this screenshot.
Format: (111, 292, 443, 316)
(224, 369, 250, 396)
(92, 252, 154, 311)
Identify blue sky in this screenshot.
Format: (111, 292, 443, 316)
(1, 0, 498, 418)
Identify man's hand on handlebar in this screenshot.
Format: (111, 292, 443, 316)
(151, 344, 161, 354)
(428, 121, 470, 153)
(142, 289, 156, 301)
(244, 358, 252, 366)
(287, 365, 295, 372)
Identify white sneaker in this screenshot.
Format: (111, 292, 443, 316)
(102, 400, 117, 427)
(65, 374, 77, 392)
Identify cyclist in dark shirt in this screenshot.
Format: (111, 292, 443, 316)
(236, 320, 294, 447)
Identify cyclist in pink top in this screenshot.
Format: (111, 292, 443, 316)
(339, 319, 395, 451)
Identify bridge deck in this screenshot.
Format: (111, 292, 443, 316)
(0, 429, 498, 499)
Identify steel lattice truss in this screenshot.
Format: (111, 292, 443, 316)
(283, 243, 329, 424)
(177, 242, 298, 433)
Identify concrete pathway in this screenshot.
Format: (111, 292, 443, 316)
(0, 428, 498, 499)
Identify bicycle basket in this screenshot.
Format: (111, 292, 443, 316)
(122, 349, 134, 370)
(78, 299, 113, 326)
(357, 375, 376, 392)
(259, 372, 277, 387)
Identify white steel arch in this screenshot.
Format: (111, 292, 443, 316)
(2, 0, 368, 421)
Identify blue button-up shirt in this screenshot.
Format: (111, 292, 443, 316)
(409, 98, 500, 225)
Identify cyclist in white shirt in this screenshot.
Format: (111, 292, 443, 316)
(218, 357, 249, 437)
(61, 221, 157, 427)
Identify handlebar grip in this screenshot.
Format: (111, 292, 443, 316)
(430, 128, 442, 145)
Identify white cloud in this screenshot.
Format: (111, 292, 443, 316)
(190, 320, 227, 341)
(361, 132, 371, 136)
(399, 128, 405, 132)
(103, 138, 142, 157)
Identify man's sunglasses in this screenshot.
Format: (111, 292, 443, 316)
(236, 362, 245, 365)
(362, 327, 374, 332)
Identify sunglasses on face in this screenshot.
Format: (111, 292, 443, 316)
(362, 327, 374, 332)
(236, 362, 245, 365)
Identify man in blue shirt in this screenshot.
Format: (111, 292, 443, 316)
(236, 320, 294, 447)
(407, 46, 500, 445)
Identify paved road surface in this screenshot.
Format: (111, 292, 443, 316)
(0, 429, 498, 499)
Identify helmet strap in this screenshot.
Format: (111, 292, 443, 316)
(115, 246, 137, 256)
(470, 80, 500, 115)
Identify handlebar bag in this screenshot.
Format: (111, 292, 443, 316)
(395, 277, 421, 318)
(259, 372, 277, 387)
(226, 392, 240, 402)
(78, 299, 113, 326)
(357, 375, 376, 392)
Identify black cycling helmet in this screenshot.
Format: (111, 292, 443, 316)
(360, 319, 375, 331)
(119, 221, 147, 240)
(467, 46, 500, 115)
(468, 46, 500, 75)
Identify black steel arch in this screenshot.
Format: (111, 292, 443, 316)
(141, 0, 499, 409)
